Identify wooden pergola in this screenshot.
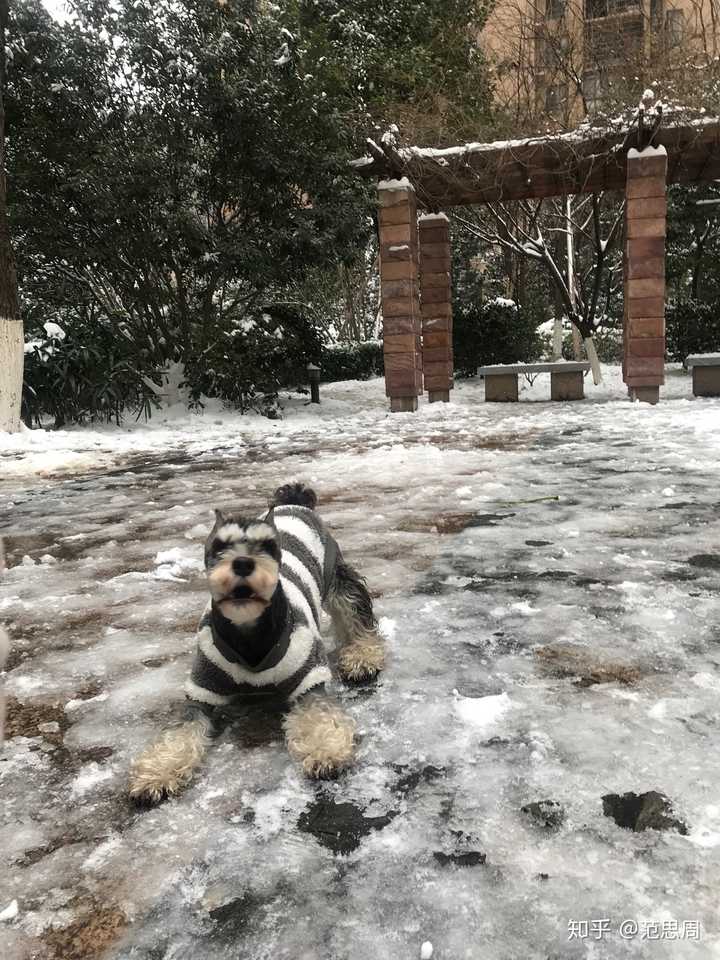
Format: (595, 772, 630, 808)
(352, 113, 720, 410)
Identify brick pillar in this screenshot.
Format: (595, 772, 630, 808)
(418, 214, 454, 402)
(623, 145, 668, 404)
(378, 179, 423, 412)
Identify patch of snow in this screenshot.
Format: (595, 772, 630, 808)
(184, 523, 209, 540)
(153, 548, 205, 582)
(627, 144, 667, 158)
(65, 692, 109, 712)
(70, 762, 114, 797)
(453, 690, 511, 732)
(0, 900, 18, 922)
(378, 177, 413, 190)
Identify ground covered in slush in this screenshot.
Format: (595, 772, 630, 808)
(1, 365, 720, 960)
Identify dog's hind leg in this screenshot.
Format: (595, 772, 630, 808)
(128, 711, 216, 805)
(284, 693, 355, 778)
(327, 560, 385, 682)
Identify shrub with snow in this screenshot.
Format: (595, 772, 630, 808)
(453, 297, 542, 376)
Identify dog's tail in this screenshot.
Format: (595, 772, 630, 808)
(269, 482, 318, 511)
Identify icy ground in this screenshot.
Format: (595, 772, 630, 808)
(2, 365, 720, 960)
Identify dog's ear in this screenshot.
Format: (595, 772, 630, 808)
(214, 508, 227, 526)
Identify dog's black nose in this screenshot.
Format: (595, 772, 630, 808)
(232, 557, 255, 577)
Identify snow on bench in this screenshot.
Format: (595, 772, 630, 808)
(476, 361, 592, 402)
(685, 354, 720, 397)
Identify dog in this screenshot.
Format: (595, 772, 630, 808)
(129, 483, 385, 804)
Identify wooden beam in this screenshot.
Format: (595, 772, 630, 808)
(352, 117, 720, 206)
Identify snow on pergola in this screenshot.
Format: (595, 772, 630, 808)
(352, 113, 720, 208)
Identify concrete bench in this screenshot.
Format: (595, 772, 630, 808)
(477, 362, 592, 402)
(686, 354, 720, 397)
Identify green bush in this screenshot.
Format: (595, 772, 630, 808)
(453, 298, 542, 376)
(23, 303, 326, 425)
(22, 317, 162, 428)
(319, 340, 384, 382)
(541, 324, 623, 363)
(666, 299, 720, 361)
(182, 305, 324, 413)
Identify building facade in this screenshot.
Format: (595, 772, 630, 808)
(482, 0, 717, 127)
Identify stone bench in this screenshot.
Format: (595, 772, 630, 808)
(477, 362, 592, 402)
(685, 354, 720, 397)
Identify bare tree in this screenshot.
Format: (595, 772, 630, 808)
(453, 191, 625, 382)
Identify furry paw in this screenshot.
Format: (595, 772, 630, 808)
(128, 719, 210, 805)
(284, 697, 355, 779)
(338, 639, 385, 682)
(128, 770, 176, 806)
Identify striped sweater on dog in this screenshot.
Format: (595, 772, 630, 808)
(184, 504, 339, 709)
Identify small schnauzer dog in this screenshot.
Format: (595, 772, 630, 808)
(129, 483, 384, 804)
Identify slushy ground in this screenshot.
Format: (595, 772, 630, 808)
(1, 365, 719, 960)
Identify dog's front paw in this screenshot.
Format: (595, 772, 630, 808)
(284, 697, 355, 779)
(128, 762, 182, 806)
(338, 639, 385, 682)
(128, 720, 210, 806)
(300, 753, 344, 780)
(128, 752, 188, 806)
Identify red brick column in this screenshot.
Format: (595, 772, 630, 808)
(378, 179, 422, 412)
(418, 214, 454, 402)
(623, 145, 668, 404)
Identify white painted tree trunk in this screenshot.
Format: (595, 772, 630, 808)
(584, 336, 602, 385)
(565, 198, 583, 361)
(571, 324, 582, 360)
(0, 316, 22, 432)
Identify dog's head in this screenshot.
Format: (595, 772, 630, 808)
(205, 511, 281, 625)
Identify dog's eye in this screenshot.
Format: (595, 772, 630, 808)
(261, 539, 279, 559)
(212, 538, 226, 554)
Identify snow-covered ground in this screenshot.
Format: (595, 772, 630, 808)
(2, 364, 720, 959)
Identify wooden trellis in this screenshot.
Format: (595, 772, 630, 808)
(353, 113, 720, 409)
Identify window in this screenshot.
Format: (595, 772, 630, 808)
(535, 31, 570, 69)
(650, 0, 664, 28)
(665, 8, 685, 46)
(585, 0, 639, 17)
(585, 0, 608, 19)
(546, 0, 565, 19)
(535, 36, 549, 69)
(583, 72, 603, 111)
(545, 84, 565, 113)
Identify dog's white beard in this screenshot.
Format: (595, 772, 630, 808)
(207, 553, 279, 626)
(217, 597, 267, 626)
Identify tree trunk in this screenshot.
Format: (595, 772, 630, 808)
(584, 336, 603, 385)
(0, 0, 22, 433)
(565, 197, 583, 361)
(553, 234, 565, 359)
